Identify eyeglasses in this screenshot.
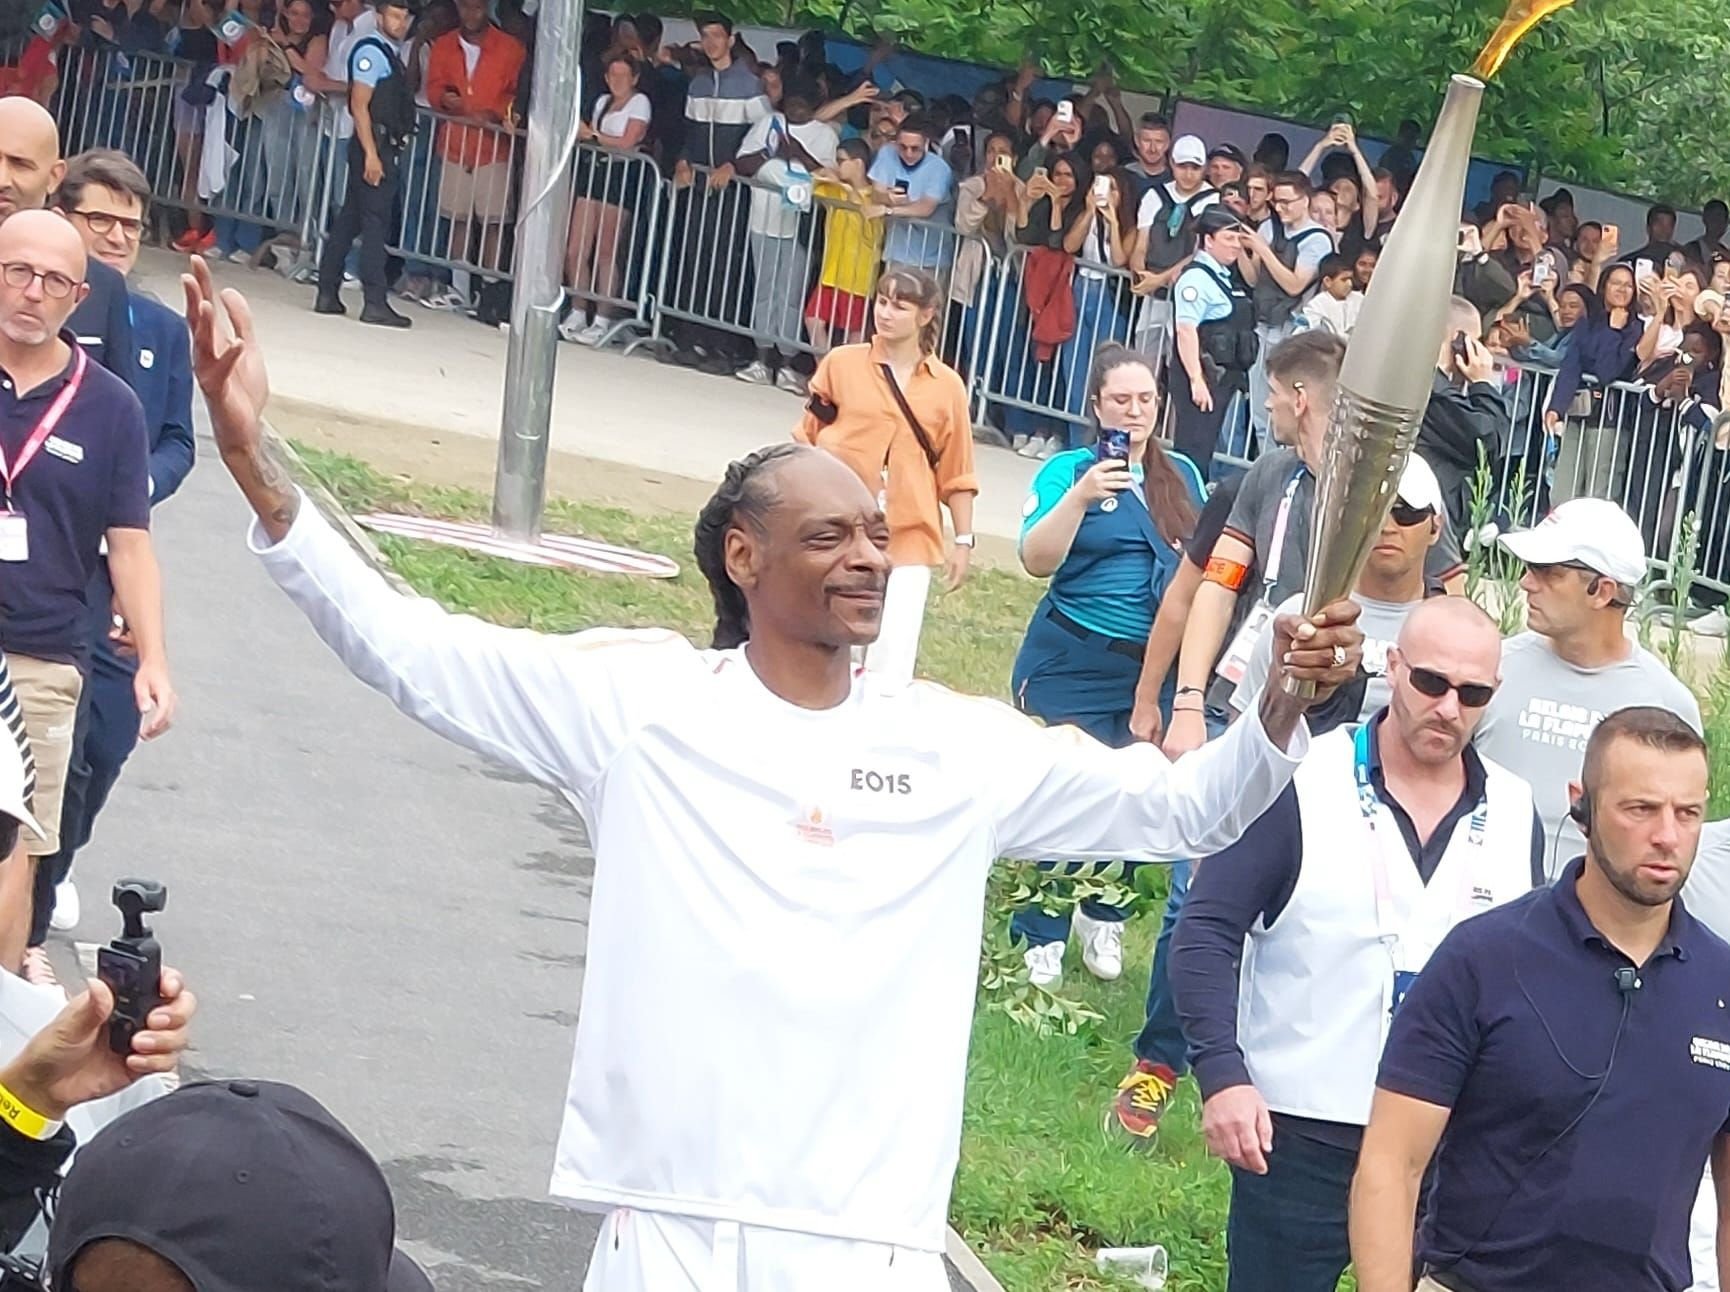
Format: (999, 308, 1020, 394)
(1389, 501, 1436, 527)
(71, 209, 144, 240)
(0, 262, 80, 298)
(1272, 193, 1307, 207)
(1523, 559, 1599, 577)
(1407, 665, 1495, 709)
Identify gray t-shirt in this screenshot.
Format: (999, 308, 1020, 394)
(1222, 447, 1463, 609)
(1682, 820, 1730, 943)
(1231, 590, 1421, 720)
(1473, 631, 1704, 879)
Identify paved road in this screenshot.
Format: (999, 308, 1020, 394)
(55, 423, 978, 1292)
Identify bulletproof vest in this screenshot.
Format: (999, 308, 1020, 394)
(1142, 185, 1215, 273)
(1187, 260, 1258, 373)
(350, 36, 415, 150)
(1252, 223, 1332, 326)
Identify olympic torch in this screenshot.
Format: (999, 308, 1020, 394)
(1284, 0, 1577, 696)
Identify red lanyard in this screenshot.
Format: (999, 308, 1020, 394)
(1, 347, 86, 507)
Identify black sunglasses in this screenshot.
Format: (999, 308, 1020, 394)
(1389, 501, 1436, 527)
(1407, 665, 1495, 709)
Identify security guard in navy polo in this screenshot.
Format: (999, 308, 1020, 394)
(315, 0, 419, 329)
(1170, 206, 1257, 478)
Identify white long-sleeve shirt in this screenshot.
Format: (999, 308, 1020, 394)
(251, 497, 1309, 1252)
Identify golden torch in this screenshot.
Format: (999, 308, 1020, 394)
(1285, 0, 1576, 696)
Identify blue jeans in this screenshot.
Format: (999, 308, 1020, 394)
(1226, 1124, 1356, 1292)
(1008, 602, 1161, 946)
(1131, 706, 1226, 1073)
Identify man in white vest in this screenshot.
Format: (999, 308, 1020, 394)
(1170, 597, 1542, 1292)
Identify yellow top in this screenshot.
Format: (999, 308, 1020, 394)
(815, 180, 886, 298)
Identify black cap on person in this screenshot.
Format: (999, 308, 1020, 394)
(47, 1080, 434, 1292)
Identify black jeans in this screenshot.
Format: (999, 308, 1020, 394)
(318, 137, 402, 307)
(1226, 1123, 1358, 1292)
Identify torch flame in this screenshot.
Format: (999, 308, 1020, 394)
(1471, 0, 1577, 79)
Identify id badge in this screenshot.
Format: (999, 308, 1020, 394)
(1390, 969, 1420, 1019)
(0, 513, 28, 563)
(1214, 600, 1275, 686)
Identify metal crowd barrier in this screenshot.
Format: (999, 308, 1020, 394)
(973, 245, 1151, 444)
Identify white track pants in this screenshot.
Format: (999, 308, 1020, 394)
(582, 1209, 949, 1292)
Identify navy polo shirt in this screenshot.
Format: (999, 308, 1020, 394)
(0, 334, 150, 667)
(1378, 859, 1730, 1291)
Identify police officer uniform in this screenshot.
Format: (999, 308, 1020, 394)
(1170, 208, 1256, 476)
(1007, 443, 1206, 951)
(316, 1, 418, 328)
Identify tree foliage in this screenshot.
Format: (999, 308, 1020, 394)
(711, 0, 1730, 206)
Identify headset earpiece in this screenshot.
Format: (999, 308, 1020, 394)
(1569, 792, 1593, 835)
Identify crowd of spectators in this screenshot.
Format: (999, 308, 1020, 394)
(10, 0, 1730, 599)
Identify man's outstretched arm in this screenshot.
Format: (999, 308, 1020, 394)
(182, 259, 666, 797)
(991, 601, 1362, 863)
(1349, 1089, 1450, 1292)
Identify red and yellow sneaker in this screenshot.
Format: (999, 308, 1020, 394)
(1110, 1060, 1177, 1143)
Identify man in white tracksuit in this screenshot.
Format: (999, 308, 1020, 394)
(182, 261, 1363, 1290)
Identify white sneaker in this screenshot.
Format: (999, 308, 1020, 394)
(1015, 435, 1046, 458)
(1010, 433, 1030, 452)
(1023, 939, 1065, 988)
(574, 319, 609, 347)
(1073, 909, 1124, 981)
(1035, 435, 1062, 460)
(557, 314, 590, 342)
(1693, 608, 1729, 637)
(735, 360, 773, 385)
(775, 367, 808, 396)
(49, 879, 78, 932)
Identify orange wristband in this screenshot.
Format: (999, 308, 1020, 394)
(1204, 557, 1249, 591)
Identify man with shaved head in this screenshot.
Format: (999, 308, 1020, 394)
(0, 209, 174, 984)
(1170, 595, 1543, 1292)
(0, 96, 137, 391)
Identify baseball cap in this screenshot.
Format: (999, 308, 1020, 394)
(49, 1080, 434, 1292)
(0, 721, 41, 846)
(1394, 453, 1444, 514)
(1193, 205, 1246, 238)
(1496, 498, 1647, 586)
(1207, 142, 1247, 168)
(1171, 134, 1206, 167)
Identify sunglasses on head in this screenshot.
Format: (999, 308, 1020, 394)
(1407, 665, 1495, 708)
(1389, 500, 1436, 527)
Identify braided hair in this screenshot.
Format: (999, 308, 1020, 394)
(693, 443, 805, 649)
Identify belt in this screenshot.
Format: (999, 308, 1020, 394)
(1046, 605, 1146, 660)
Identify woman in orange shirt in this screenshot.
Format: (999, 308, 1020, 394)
(795, 268, 978, 685)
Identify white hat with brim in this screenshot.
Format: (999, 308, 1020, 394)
(1395, 453, 1446, 515)
(1171, 135, 1207, 167)
(1496, 498, 1648, 587)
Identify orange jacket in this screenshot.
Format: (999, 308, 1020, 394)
(425, 25, 525, 168)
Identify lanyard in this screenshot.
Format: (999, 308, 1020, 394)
(0, 347, 85, 507)
(1262, 470, 1303, 599)
(1353, 721, 1489, 951)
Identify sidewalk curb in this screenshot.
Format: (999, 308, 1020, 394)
(266, 423, 412, 595)
(946, 1226, 1008, 1292)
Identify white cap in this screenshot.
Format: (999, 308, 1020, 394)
(1171, 135, 1206, 167)
(1496, 498, 1648, 586)
(1395, 453, 1445, 514)
(0, 730, 41, 845)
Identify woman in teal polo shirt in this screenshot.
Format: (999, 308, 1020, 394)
(1009, 341, 1205, 986)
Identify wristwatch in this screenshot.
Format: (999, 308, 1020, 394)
(954, 534, 976, 548)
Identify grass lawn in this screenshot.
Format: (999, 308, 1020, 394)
(289, 445, 1730, 1292)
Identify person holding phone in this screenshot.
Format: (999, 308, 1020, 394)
(1296, 122, 1378, 260)
(1008, 342, 1205, 986)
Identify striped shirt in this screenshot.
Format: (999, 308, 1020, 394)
(680, 59, 770, 170)
(0, 655, 36, 809)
